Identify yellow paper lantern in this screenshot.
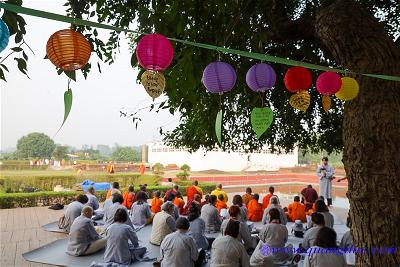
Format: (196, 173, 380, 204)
(289, 90, 310, 112)
(335, 77, 359, 100)
(322, 95, 331, 112)
(141, 70, 166, 100)
(46, 29, 92, 71)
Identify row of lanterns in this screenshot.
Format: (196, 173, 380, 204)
(0, 18, 360, 140)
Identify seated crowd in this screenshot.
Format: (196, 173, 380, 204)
(59, 182, 351, 267)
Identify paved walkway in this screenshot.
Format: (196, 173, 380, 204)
(0, 191, 349, 267)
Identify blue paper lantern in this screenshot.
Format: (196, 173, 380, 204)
(0, 19, 10, 53)
(246, 63, 276, 92)
(202, 62, 237, 93)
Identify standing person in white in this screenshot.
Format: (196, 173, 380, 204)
(316, 157, 335, 206)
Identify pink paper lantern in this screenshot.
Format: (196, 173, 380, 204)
(316, 72, 342, 95)
(136, 33, 174, 71)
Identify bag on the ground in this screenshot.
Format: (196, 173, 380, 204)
(49, 203, 64, 210)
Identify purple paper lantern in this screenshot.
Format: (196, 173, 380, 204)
(202, 62, 237, 93)
(246, 63, 276, 92)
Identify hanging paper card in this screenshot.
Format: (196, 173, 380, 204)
(141, 70, 166, 100)
(215, 110, 223, 145)
(322, 95, 331, 112)
(251, 107, 274, 139)
(289, 90, 310, 112)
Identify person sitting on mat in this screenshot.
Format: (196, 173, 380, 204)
(151, 190, 164, 214)
(103, 193, 134, 230)
(59, 194, 88, 232)
(200, 195, 222, 234)
(285, 196, 306, 222)
(262, 196, 287, 225)
(216, 194, 228, 214)
(150, 202, 177, 246)
(86, 186, 99, 211)
(231, 194, 248, 223)
(104, 209, 140, 266)
(130, 191, 152, 227)
(106, 182, 121, 200)
(66, 206, 106, 256)
(302, 212, 325, 250)
(247, 194, 263, 222)
(314, 199, 334, 229)
(122, 185, 135, 209)
(160, 217, 202, 267)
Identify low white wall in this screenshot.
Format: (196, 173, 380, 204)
(147, 142, 298, 172)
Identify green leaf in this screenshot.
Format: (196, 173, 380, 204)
(0, 68, 6, 81)
(215, 110, 223, 145)
(56, 89, 73, 135)
(251, 107, 274, 139)
(64, 70, 76, 81)
(130, 53, 138, 68)
(14, 58, 27, 75)
(11, 47, 23, 52)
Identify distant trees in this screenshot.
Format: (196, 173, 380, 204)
(111, 147, 140, 162)
(16, 133, 55, 159)
(52, 146, 69, 160)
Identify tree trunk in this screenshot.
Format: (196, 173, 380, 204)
(315, 1, 400, 266)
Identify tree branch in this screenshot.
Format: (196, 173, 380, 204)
(261, 0, 316, 43)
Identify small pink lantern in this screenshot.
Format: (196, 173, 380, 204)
(136, 33, 174, 71)
(316, 72, 342, 95)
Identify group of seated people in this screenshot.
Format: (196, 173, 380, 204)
(58, 181, 352, 267)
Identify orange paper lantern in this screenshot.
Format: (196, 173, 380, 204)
(46, 29, 91, 71)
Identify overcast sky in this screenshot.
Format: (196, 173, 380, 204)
(0, 0, 179, 150)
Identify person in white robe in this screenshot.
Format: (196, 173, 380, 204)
(211, 219, 250, 267)
(261, 196, 287, 225)
(150, 202, 176, 245)
(66, 206, 106, 256)
(103, 194, 133, 230)
(259, 208, 293, 263)
(316, 156, 335, 206)
(313, 200, 334, 228)
(304, 227, 346, 267)
(161, 193, 180, 220)
(232, 194, 248, 223)
(59, 194, 88, 232)
(130, 191, 151, 226)
(221, 206, 257, 250)
(200, 195, 222, 233)
(302, 212, 325, 250)
(104, 209, 139, 266)
(187, 202, 209, 250)
(160, 217, 199, 267)
(86, 186, 99, 211)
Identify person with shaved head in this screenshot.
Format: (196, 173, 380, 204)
(66, 206, 106, 256)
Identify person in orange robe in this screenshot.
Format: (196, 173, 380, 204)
(164, 185, 179, 202)
(247, 194, 263, 222)
(139, 164, 145, 175)
(186, 180, 203, 202)
(173, 191, 185, 214)
(262, 186, 278, 210)
(242, 187, 253, 207)
(216, 194, 228, 214)
(122, 185, 135, 209)
(151, 191, 163, 214)
(106, 182, 120, 199)
(285, 196, 307, 222)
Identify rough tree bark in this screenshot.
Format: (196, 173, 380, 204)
(316, 0, 400, 266)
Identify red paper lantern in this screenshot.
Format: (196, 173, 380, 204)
(46, 29, 91, 71)
(316, 71, 342, 95)
(136, 33, 174, 71)
(284, 66, 313, 93)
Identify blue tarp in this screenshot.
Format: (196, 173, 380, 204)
(81, 179, 111, 192)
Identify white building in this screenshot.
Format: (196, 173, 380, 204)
(146, 142, 298, 172)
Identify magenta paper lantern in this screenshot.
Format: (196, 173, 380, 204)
(202, 62, 237, 93)
(136, 33, 174, 71)
(316, 71, 342, 95)
(246, 63, 276, 92)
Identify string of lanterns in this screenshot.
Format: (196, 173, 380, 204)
(0, 16, 360, 140)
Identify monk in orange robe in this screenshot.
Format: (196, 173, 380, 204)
(262, 186, 277, 210)
(286, 196, 307, 222)
(173, 191, 185, 214)
(242, 187, 253, 206)
(247, 194, 263, 222)
(150, 191, 163, 213)
(216, 194, 228, 214)
(122, 185, 135, 209)
(186, 180, 203, 201)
